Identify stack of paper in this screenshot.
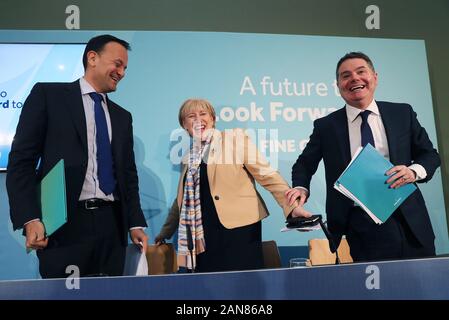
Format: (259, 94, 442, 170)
(281, 224, 322, 232)
(334, 144, 416, 224)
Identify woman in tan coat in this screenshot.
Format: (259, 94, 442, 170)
(155, 99, 310, 272)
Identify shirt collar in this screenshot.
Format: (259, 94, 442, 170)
(80, 77, 106, 101)
(346, 100, 379, 122)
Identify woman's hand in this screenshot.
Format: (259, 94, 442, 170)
(285, 187, 308, 206)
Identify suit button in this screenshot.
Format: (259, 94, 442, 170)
(214, 196, 220, 200)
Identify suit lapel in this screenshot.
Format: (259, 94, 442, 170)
(107, 97, 120, 158)
(334, 107, 352, 166)
(65, 80, 87, 150)
(377, 101, 397, 164)
(206, 129, 222, 191)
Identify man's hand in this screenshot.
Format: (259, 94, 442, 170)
(25, 221, 48, 251)
(154, 235, 166, 246)
(130, 229, 149, 253)
(285, 188, 309, 206)
(291, 205, 313, 218)
(285, 188, 312, 218)
(386, 165, 417, 189)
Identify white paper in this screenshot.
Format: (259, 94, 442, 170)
(280, 224, 322, 232)
(123, 244, 148, 276)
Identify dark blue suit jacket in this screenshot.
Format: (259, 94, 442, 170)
(6, 80, 147, 244)
(292, 101, 440, 248)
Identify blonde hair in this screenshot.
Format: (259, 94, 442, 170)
(178, 98, 216, 127)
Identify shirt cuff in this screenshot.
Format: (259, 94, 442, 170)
(294, 186, 309, 195)
(129, 226, 145, 231)
(24, 218, 40, 227)
(409, 164, 427, 181)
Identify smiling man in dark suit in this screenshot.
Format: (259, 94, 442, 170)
(286, 52, 440, 262)
(7, 34, 148, 278)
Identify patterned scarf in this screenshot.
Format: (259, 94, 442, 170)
(177, 129, 214, 269)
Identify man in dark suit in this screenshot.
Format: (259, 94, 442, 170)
(286, 52, 440, 262)
(7, 34, 148, 278)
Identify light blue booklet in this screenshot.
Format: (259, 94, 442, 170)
(27, 159, 67, 254)
(40, 159, 67, 236)
(334, 144, 416, 224)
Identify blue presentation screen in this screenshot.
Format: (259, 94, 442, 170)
(0, 43, 85, 170)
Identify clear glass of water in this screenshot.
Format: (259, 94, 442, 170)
(289, 257, 309, 268)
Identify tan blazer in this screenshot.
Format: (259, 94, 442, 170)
(158, 128, 296, 239)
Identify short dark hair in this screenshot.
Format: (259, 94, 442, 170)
(336, 52, 375, 80)
(82, 34, 131, 70)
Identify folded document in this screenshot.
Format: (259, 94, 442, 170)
(334, 144, 416, 224)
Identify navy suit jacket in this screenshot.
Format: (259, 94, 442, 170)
(6, 80, 147, 244)
(292, 101, 440, 248)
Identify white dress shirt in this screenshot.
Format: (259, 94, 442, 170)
(79, 79, 143, 230)
(79, 77, 115, 201)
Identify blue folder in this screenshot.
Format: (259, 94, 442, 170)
(334, 144, 416, 224)
(39, 159, 68, 236)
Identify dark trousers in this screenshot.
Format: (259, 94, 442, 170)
(37, 202, 126, 278)
(195, 220, 264, 273)
(195, 162, 264, 273)
(346, 206, 435, 262)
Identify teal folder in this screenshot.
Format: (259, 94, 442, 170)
(39, 159, 68, 236)
(334, 144, 416, 224)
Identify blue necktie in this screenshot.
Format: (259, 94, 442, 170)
(360, 110, 375, 148)
(89, 92, 116, 195)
